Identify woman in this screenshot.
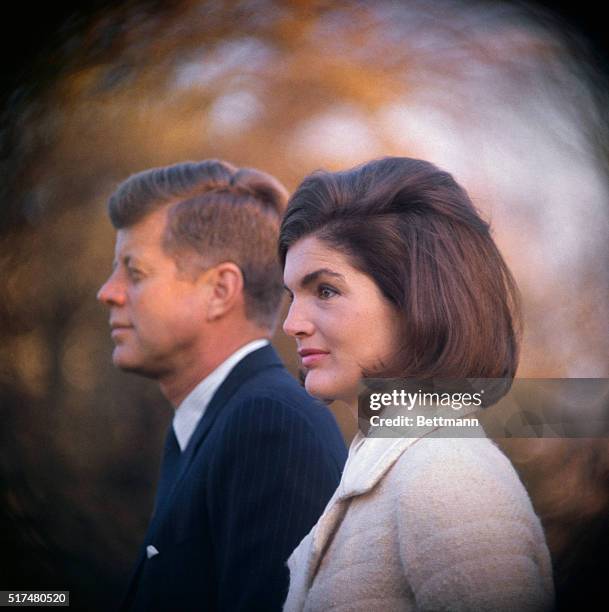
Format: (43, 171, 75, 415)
(280, 157, 554, 611)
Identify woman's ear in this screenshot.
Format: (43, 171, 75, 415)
(203, 262, 244, 321)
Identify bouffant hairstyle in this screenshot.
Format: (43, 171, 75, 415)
(278, 156, 521, 380)
(109, 159, 288, 330)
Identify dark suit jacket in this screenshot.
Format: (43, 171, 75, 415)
(122, 345, 347, 611)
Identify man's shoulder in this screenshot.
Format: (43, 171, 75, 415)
(222, 344, 310, 402)
(198, 348, 346, 462)
(207, 361, 344, 456)
(236, 359, 305, 396)
(198, 364, 346, 473)
(224, 363, 332, 427)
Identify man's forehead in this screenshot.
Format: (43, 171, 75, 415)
(113, 210, 167, 254)
(113, 225, 157, 262)
(113, 227, 133, 257)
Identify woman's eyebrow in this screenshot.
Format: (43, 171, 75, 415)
(299, 268, 344, 289)
(284, 268, 345, 293)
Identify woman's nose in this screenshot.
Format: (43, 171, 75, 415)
(283, 299, 315, 338)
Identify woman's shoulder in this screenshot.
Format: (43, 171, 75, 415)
(385, 435, 537, 520)
(380, 437, 554, 611)
(396, 434, 514, 475)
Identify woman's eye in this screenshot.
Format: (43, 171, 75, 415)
(318, 285, 338, 300)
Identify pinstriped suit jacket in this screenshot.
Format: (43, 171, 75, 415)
(122, 345, 347, 612)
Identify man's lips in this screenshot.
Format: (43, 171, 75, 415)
(298, 348, 329, 368)
(110, 323, 132, 337)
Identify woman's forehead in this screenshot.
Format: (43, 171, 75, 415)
(284, 236, 350, 278)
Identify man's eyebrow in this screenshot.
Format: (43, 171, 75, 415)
(125, 255, 146, 267)
(113, 255, 142, 270)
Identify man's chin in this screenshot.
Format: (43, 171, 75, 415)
(112, 351, 160, 379)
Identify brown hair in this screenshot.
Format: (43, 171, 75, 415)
(279, 156, 521, 381)
(109, 159, 288, 329)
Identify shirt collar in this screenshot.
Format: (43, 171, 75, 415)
(172, 339, 270, 451)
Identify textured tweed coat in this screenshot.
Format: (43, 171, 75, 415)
(284, 426, 554, 612)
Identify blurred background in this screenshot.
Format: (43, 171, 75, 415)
(1, 0, 608, 609)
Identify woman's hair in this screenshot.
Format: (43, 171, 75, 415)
(279, 156, 521, 380)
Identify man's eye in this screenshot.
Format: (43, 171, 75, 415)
(128, 268, 143, 281)
(318, 285, 338, 300)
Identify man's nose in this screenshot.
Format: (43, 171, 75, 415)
(283, 299, 314, 338)
(97, 275, 125, 307)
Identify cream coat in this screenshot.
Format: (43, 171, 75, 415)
(284, 426, 554, 612)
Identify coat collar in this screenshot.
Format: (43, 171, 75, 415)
(338, 402, 483, 500)
(286, 434, 423, 611)
(284, 435, 413, 611)
(336, 435, 420, 500)
(285, 407, 485, 610)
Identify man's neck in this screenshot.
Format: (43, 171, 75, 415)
(159, 330, 270, 407)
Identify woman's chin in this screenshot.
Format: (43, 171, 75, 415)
(304, 371, 358, 406)
(304, 371, 334, 401)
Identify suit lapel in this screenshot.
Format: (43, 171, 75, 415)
(121, 345, 284, 609)
(150, 344, 283, 535)
(175, 344, 282, 486)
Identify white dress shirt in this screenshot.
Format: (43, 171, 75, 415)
(172, 339, 269, 451)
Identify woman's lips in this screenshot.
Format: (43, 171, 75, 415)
(298, 349, 329, 368)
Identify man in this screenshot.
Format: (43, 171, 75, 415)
(97, 160, 347, 611)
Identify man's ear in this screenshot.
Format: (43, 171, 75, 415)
(203, 262, 244, 321)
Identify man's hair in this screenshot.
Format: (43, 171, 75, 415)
(109, 159, 288, 329)
(279, 156, 521, 383)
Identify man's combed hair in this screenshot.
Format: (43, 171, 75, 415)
(109, 159, 289, 329)
(279, 156, 522, 383)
